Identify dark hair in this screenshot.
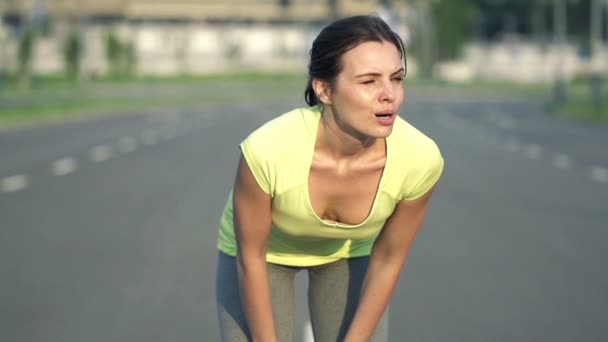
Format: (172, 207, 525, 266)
(304, 15, 406, 106)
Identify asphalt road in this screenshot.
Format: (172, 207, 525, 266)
(1, 91, 607, 342)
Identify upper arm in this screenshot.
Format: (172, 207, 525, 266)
(233, 153, 272, 259)
(372, 186, 437, 263)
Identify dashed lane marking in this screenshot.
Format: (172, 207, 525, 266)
(553, 153, 572, 170)
(90, 145, 113, 162)
(525, 144, 543, 160)
(118, 136, 137, 153)
(1, 175, 28, 193)
(590, 166, 608, 184)
(51, 158, 77, 176)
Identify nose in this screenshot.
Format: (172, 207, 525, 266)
(379, 80, 396, 103)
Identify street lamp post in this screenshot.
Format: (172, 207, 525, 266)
(415, 0, 437, 80)
(590, 0, 603, 110)
(553, 0, 568, 105)
(0, 14, 5, 93)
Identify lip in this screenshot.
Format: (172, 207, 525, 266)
(375, 112, 396, 126)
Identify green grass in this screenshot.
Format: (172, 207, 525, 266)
(406, 78, 552, 97)
(551, 101, 608, 122)
(547, 82, 608, 122)
(2, 72, 605, 127)
(0, 73, 308, 127)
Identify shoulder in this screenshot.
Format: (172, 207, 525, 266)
(240, 106, 318, 167)
(239, 107, 319, 195)
(243, 107, 315, 150)
(391, 116, 442, 161)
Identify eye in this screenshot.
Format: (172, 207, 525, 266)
(392, 76, 404, 82)
(361, 80, 375, 85)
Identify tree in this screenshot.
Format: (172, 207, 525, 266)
(328, 0, 339, 20)
(431, 0, 477, 61)
(64, 30, 81, 80)
(105, 31, 123, 76)
(17, 26, 35, 90)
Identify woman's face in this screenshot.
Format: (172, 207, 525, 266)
(322, 40, 405, 140)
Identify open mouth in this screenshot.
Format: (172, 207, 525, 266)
(374, 112, 396, 126)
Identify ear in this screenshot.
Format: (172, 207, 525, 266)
(311, 79, 333, 105)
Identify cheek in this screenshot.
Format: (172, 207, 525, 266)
(347, 88, 376, 105)
(396, 85, 406, 103)
(334, 88, 366, 108)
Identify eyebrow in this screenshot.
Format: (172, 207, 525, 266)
(355, 67, 405, 78)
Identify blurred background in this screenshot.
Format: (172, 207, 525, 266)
(0, 1, 607, 342)
(1, 0, 608, 118)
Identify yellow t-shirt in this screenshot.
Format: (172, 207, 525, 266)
(217, 105, 444, 267)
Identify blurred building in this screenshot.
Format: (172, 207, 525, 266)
(7, 1, 595, 84)
(0, 0, 390, 23)
(0, 0, 412, 76)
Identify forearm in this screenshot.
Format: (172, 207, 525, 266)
(237, 255, 277, 342)
(344, 256, 404, 341)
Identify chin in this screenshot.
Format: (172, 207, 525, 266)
(372, 126, 394, 139)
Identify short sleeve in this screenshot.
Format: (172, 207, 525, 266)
(401, 141, 445, 201)
(239, 133, 273, 195)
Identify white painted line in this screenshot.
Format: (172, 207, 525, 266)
(118, 136, 137, 153)
(525, 144, 542, 160)
(1, 175, 29, 193)
(51, 158, 77, 176)
(303, 320, 314, 342)
(553, 153, 572, 170)
(590, 166, 608, 184)
(141, 130, 158, 145)
(89, 145, 113, 162)
(504, 138, 520, 153)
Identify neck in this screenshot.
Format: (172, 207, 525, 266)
(318, 106, 380, 160)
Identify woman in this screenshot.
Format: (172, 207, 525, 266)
(216, 15, 444, 342)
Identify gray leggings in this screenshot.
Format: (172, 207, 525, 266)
(215, 252, 388, 342)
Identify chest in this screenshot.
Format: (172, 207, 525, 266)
(307, 158, 385, 225)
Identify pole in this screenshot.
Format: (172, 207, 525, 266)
(553, 0, 567, 105)
(590, 0, 603, 110)
(0, 14, 4, 93)
(417, 0, 435, 80)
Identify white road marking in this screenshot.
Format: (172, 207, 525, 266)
(1, 175, 28, 193)
(525, 144, 542, 160)
(89, 145, 113, 162)
(303, 320, 314, 342)
(553, 153, 572, 170)
(52, 157, 77, 176)
(141, 130, 158, 145)
(118, 136, 137, 153)
(590, 166, 608, 184)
